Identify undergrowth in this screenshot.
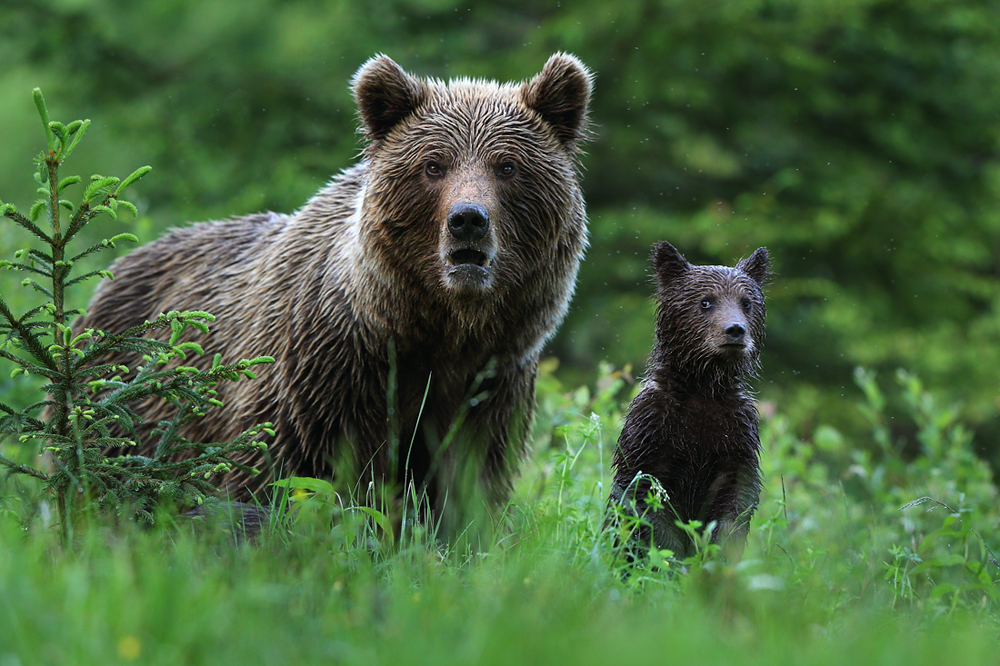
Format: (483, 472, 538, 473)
(1, 360, 998, 664)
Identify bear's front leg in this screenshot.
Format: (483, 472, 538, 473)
(707, 463, 761, 562)
(429, 357, 538, 536)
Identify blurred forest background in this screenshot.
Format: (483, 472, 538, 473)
(2, 0, 999, 466)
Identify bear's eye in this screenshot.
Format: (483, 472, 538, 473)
(700, 298, 714, 311)
(741, 297, 752, 311)
(425, 161, 445, 178)
(496, 162, 518, 179)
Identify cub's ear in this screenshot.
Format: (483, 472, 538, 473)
(353, 54, 427, 143)
(736, 247, 770, 286)
(651, 241, 690, 289)
(521, 52, 593, 148)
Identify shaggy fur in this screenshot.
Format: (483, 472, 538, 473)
(79, 54, 592, 523)
(608, 241, 769, 560)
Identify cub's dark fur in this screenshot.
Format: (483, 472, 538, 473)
(608, 241, 770, 560)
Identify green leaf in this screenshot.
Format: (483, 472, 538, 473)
(92, 205, 116, 220)
(84, 176, 119, 203)
(49, 122, 66, 144)
(928, 584, 961, 601)
(117, 200, 138, 218)
(355, 506, 395, 545)
(32, 88, 55, 153)
(174, 341, 204, 356)
(58, 176, 81, 192)
(273, 476, 336, 496)
(169, 319, 185, 345)
(116, 165, 152, 194)
(29, 201, 45, 222)
(910, 554, 967, 575)
(61, 118, 90, 161)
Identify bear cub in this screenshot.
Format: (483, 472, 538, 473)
(608, 241, 770, 561)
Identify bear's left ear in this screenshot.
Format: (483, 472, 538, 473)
(651, 241, 691, 289)
(521, 53, 593, 148)
(736, 247, 770, 286)
(353, 54, 428, 143)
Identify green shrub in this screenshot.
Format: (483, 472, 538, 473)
(0, 90, 274, 541)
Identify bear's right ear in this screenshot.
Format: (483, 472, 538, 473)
(521, 52, 593, 149)
(736, 247, 770, 286)
(353, 54, 427, 143)
(651, 241, 690, 289)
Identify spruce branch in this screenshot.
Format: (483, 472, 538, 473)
(0, 297, 58, 372)
(0, 451, 49, 481)
(2, 208, 52, 244)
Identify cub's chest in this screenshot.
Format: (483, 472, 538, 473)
(668, 394, 755, 453)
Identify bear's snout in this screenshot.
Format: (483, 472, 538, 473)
(707, 295, 757, 353)
(439, 202, 496, 292)
(716, 308, 752, 353)
(447, 203, 490, 242)
(723, 322, 746, 344)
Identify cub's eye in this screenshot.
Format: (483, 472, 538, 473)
(425, 161, 445, 178)
(700, 298, 713, 311)
(496, 162, 517, 178)
(741, 297, 752, 311)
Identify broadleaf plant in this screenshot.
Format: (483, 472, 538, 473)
(0, 89, 274, 542)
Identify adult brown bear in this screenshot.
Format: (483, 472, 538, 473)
(81, 54, 592, 530)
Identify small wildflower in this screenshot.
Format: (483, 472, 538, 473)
(117, 636, 141, 661)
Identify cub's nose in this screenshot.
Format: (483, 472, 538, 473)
(724, 322, 746, 343)
(447, 203, 490, 241)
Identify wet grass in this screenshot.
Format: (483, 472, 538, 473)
(1, 365, 998, 665)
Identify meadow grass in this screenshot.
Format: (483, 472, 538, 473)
(1, 362, 998, 665)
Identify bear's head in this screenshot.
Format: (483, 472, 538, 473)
(350, 54, 592, 318)
(650, 241, 770, 384)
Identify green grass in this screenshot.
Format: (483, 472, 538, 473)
(1, 363, 998, 665)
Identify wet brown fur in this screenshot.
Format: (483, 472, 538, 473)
(78, 54, 592, 522)
(609, 242, 769, 560)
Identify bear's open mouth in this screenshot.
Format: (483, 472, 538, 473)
(447, 249, 490, 268)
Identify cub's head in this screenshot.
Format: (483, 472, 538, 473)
(351, 54, 592, 304)
(650, 241, 770, 381)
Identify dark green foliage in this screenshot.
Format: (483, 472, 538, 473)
(0, 90, 274, 538)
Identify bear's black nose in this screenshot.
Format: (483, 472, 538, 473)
(448, 203, 490, 241)
(724, 323, 746, 343)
